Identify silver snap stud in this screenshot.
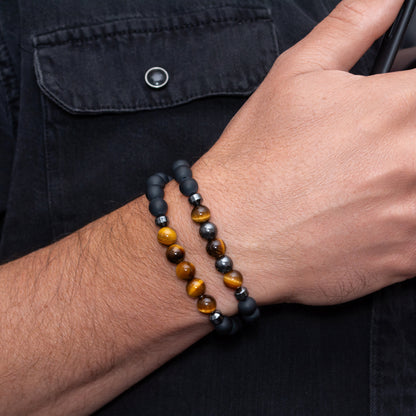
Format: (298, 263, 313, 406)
(145, 67, 169, 89)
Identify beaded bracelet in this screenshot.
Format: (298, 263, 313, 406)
(145, 172, 242, 335)
(171, 160, 261, 325)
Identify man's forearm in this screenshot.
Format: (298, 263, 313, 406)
(0, 179, 239, 415)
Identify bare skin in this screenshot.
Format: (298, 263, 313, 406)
(1, 0, 414, 414)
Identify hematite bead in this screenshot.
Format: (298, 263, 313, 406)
(197, 295, 217, 314)
(238, 297, 257, 316)
(157, 227, 177, 246)
(189, 193, 203, 206)
(186, 278, 206, 298)
(166, 244, 185, 264)
(155, 215, 168, 228)
(154, 172, 170, 184)
(146, 175, 166, 187)
(180, 178, 198, 196)
(215, 255, 233, 273)
(224, 270, 243, 289)
(191, 205, 210, 223)
(146, 185, 164, 201)
(199, 222, 217, 241)
(206, 239, 226, 258)
(242, 307, 260, 324)
(213, 316, 233, 335)
(149, 198, 168, 217)
(235, 286, 249, 301)
(174, 165, 192, 183)
(209, 310, 224, 326)
(172, 160, 190, 171)
(176, 261, 196, 280)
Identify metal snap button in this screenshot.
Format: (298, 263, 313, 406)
(145, 67, 169, 89)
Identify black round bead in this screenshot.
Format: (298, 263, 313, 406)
(238, 297, 257, 316)
(179, 178, 198, 196)
(235, 286, 249, 301)
(209, 310, 224, 326)
(155, 215, 168, 228)
(172, 160, 190, 171)
(199, 222, 217, 241)
(214, 316, 233, 335)
(174, 165, 192, 183)
(154, 172, 170, 184)
(149, 198, 168, 217)
(146, 175, 166, 187)
(229, 316, 243, 335)
(215, 255, 233, 273)
(241, 307, 260, 324)
(146, 185, 164, 201)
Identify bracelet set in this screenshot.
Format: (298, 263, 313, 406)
(145, 160, 259, 336)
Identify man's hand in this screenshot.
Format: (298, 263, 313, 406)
(194, 0, 414, 305)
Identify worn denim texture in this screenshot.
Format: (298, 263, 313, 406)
(0, 0, 412, 414)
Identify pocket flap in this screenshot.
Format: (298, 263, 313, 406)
(33, 6, 278, 114)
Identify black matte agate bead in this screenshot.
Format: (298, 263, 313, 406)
(172, 160, 190, 171)
(230, 316, 243, 335)
(180, 178, 198, 196)
(199, 222, 217, 241)
(213, 316, 233, 335)
(238, 297, 257, 316)
(154, 172, 170, 184)
(174, 165, 192, 182)
(146, 185, 164, 201)
(215, 255, 233, 273)
(149, 198, 168, 216)
(146, 175, 165, 187)
(242, 308, 260, 324)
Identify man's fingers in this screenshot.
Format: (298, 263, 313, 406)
(283, 0, 404, 73)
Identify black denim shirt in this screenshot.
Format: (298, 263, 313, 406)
(0, 1, 412, 414)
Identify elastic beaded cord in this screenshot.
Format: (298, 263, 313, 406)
(172, 160, 261, 325)
(145, 172, 241, 335)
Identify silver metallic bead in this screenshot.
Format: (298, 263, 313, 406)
(199, 222, 217, 241)
(235, 286, 249, 301)
(188, 193, 203, 206)
(215, 255, 233, 273)
(155, 215, 169, 228)
(209, 310, 224, 326)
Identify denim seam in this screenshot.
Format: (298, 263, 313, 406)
(34, 17, 272, 48)
(32, 4, 270, 38)
(0, 28, 19, 138)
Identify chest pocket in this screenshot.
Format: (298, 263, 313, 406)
(32, 5, 278, 237)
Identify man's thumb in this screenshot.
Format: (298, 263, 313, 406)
(283, 0, 404, 73)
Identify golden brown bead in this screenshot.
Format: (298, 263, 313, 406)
(197, 295, 217, 314)
(157, 227, 177, 246)
(166, 244, 185, 264)
(191, 205, 211, 223)
(206, 239, 226, 258)
(223, 270, 243, 289)
(176, 261, 196, 281)
(186, 278, 206, 298)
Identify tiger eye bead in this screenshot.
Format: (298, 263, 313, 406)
(186, 278, 206, 298)
(197, 295, 217, 314)
(223, 270, 243, 289)
(166, 244, 185, 264)
(191, 205, 211, 223)
(206, 239, 226, 258)
(176, 261, 196, 281)
(157, 227, 177, 246)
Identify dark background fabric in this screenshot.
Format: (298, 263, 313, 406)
(0, 1, 414, 415)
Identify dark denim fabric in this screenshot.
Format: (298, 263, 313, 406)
(0, 0, 410, 415)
